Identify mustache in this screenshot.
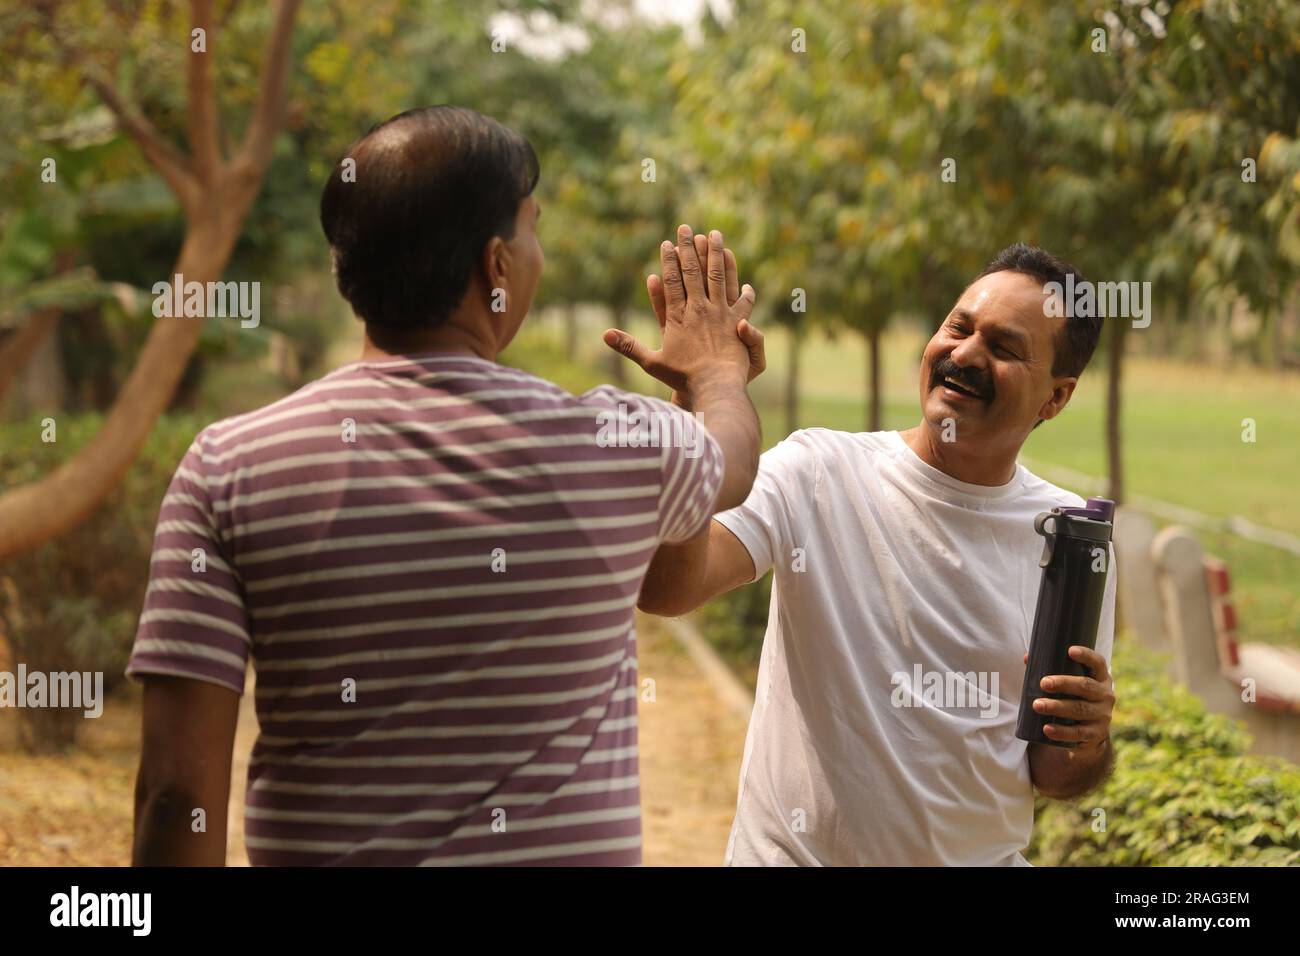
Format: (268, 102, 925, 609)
(930, 358, 994, 402)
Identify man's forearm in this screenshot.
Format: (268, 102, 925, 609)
(133, 779, 228, 865)
(681, 370, 760, 513)
(1029, 737, 1115, 800)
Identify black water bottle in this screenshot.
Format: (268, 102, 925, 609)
(1015, 497, 1114, 748)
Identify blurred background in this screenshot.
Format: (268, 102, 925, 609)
(1, 0, 1298, 866)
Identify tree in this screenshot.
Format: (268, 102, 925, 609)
(0, 0, 301, 561)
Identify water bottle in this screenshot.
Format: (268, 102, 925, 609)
(1015, 497, 1114, 748)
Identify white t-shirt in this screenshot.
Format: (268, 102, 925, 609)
(713, 429, 1116, 866)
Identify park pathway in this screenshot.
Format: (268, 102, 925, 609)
(224, 614, 750, 867)
(636, 615, 749, 866)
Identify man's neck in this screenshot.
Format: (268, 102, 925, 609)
(359, 316, 497, 363)
(899, 422, 1019, 487)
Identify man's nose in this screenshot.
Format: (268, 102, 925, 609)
(948, 333, 986, 368)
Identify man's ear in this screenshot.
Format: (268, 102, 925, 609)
(1036, 377, 1078, 423)
(481, 236, 511, 302)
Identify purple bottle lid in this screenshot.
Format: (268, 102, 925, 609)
(1062, 496, 1115, 522)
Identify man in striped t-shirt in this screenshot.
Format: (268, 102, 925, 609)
(128, 106, 764, 866)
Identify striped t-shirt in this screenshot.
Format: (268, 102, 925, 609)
(127, 352, 723, 866)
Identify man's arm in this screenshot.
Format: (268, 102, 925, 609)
(604, 224, 763, 519)
(603, 228, 766, 616)
(1026, 645, 1117, 799)
(133, 675, 240, 866)
(644, 231, 766, 514)
(1028, 737, 1115, 801)
(638, 518, 756, 617)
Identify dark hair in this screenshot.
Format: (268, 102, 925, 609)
(320, 106, 540, 328)
(976, 243, 1101, 378)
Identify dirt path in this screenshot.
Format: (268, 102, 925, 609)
(636, 615, 749, 866)
(3, 618, 748, 867)
(225, 683, 257, 866)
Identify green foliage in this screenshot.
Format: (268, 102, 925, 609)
(500, 318, 626, 398)
(0, 414, 199, 751)
(1029, 640, 1300, 866)
(693, 572, 772, 689)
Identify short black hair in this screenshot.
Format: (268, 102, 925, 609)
(976, 243, 1101, 378)
(320, 106, 540, 328)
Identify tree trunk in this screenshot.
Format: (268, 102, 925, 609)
(18, 321, 68, 415)
(563, 302, 578, 359)
(0, 251, 79, 406)
(1269, 305, 1282, 370)
(1193, 303, 1209, 363)
(0, 0, 301, 563)
(0, 224, 238, 561)
(0, 307, 60, 407)
(866, 324, 882, 432)
(1106, 318, 1126, 504)
(784, 325, 800, 436)
(1252, 307, 1271, 367)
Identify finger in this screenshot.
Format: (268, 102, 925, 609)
(1042, 720, 1106, 744)
(647, 274, 667, 332)
(724, 248, 739, 305)
(660, 240, 685, 308)
(693, 233, 708, 272)
(676, 223, 705, 298)
(1032, 696, 1107, 721)
(1041, 674, 1111, 701)
(602, 329, 659, 375)
(737, 317, 766, 379)
(707, 230, 727, 302)
(1068, 645, 1110, 683)
(1022, 653, 1029, 666)
(732, 282, 756, 325)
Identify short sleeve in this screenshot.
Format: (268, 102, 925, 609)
(713, 431, 820, 583)
(126, 436, 251, 695)
(583, 386, 725, 545)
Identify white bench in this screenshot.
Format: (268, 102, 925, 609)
(1151, 524, 1300, 763)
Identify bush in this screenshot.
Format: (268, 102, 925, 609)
(1028, 640, 1300, 865)
(0, 413, 199, 752)
(692, 572, 772, 689)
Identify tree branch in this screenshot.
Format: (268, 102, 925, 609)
(35, 2, 200, 211)
(188, 0, 221, 184)
(233, 0, 301, 177)
(81, 69, 198, 209)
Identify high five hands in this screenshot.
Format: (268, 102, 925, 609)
(603, 225, 766, 405)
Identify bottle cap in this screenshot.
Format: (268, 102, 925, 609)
(1062, 497, 1114, 522)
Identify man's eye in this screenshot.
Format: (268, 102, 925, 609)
(996, 346, 1019, 359)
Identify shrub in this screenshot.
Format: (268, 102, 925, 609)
(692, 572, 772, 688)
(1028, 640, 1300, 865)
(0, 413, 199, 752)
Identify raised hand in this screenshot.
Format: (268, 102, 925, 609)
(603, 225, 763, 401)
(645, 233, 766, 385)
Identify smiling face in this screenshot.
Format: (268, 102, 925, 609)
(918, 270, 1078, 450)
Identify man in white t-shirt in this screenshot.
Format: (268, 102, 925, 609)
(616, 243, 1117, 866)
